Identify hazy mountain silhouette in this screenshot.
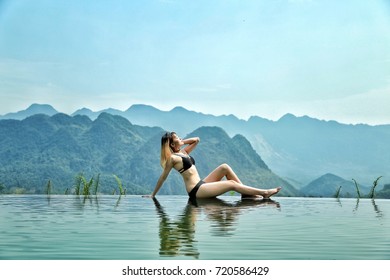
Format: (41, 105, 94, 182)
(0, 104, 58, 120)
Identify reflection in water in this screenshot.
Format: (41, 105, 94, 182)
(347, 198, 384, 219)
(2, 196, 388, 260)
(152, 197, 280, 259)
(371, 199, 384, 218)
(115, 195, 123, 209)
(153, 198, 199, 258)
(196, 198, 280, 237)
(353, 198, 360, 213)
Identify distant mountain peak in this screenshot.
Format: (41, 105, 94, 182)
(23, 103, 58, 115)
(27, 103, 55, 109)
(192, 125, 229, 138)
(321, 173, 343, 179)
(72, 107, 93, 114)
(171, 106, 188, 112)
(278, 113, 297, 122)
(248, 115, 271, 122)
(0, 103, 58, 120)
(127, 104, 158, 111)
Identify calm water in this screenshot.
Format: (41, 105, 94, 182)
(0, 195, 389, 260)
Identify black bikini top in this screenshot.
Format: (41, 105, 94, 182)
(175, 153, 195, 173)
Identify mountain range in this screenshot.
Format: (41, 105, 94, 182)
(1, 103, 389, 197)
(0, 112, 296, 196)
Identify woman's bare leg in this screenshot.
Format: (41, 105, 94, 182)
(202, 164, 280, 198)
(203, 163, 242, 184)
(196, 180, 281, 199)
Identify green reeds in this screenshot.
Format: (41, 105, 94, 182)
(82, 176, 94, 196)
(93, 173, 100, 195)
(334, 186, 342, 198)
(74, 173, 83, 195)
(45, 180, 52, 195)
(369, 176, 383, 199)
(351, 177, 383, 199)
(352, 178, 361, 198)
(113, 174, 126, 195)
(73, 173, 100, 196)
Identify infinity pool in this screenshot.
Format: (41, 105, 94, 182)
(0, 195, 389, 260)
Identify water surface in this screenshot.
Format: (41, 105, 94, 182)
(0, 195, 389, 260)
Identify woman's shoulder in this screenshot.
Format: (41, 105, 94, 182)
(170, 151, 188, 161)
(169, 153, 181, 163)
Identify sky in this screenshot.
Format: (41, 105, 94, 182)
(0, 0, 390, 125)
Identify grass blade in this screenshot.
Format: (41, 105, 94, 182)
(352, 178, 361, 198)
(45, 180, 52, 195)
(113, 174, 126, 195)
(74, 173, 84, 195)
(334, 186, 342, 198)
(369, 176, 383, 199)
(94, 173, 100, 195)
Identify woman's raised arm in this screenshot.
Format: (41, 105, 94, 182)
(183, 137, 200, 154)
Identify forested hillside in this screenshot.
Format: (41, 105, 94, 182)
(0, 113, 296, 196)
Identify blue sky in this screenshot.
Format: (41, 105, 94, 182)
(1, 0, 389, 124)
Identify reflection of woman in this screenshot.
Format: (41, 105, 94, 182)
(194, 198, 281, 236)
(147, 132, 281, 200)
(152, 197, 281, 258)
(153, 198, 199, 258)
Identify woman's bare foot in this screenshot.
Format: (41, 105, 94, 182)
(263, 187, 282, 199)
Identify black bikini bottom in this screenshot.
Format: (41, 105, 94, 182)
(188, 180, 205, 200)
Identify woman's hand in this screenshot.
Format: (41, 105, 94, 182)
(183, 137, 200, 154)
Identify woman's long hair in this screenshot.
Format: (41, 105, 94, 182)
(160, 132, 176, 168)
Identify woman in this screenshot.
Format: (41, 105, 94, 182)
(147, 132, 281, 199)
